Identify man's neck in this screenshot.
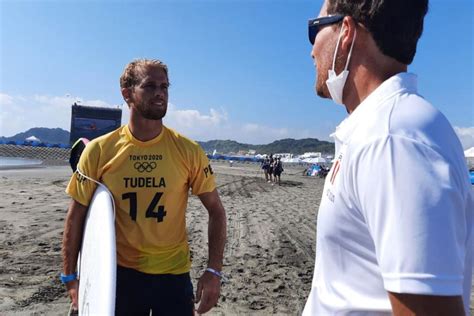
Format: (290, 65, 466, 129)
(128, 113, 164, 142)
(343, 58, 407, 114)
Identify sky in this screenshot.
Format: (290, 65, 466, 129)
(0, 0, 473, 148)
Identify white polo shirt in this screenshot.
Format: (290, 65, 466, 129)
(303, 73, 473, 315)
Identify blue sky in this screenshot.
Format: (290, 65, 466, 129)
(0, 0, 473, 147)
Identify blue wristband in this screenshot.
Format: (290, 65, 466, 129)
(205, 268, 228, 282)
(60, 272, 77, 284)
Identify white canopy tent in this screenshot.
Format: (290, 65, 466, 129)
(281, 157, 302, 163)
(25, 136, 40, 142)
(464, 147, 474, 158)
(465, 147, 474, 170)
(302, 157, 327, 164)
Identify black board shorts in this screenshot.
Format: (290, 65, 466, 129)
(115, 265, 194, 316)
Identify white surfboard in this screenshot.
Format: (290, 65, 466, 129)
(78, 184, 116, 316)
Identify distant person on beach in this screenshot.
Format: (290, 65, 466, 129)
(267, 154, 274, 183)
(303, 0, 473, 315)
(273, 157, 283, 185)
(261, 156, 270, 181)
(61, 59, 227, 315)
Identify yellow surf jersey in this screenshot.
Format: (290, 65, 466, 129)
(66, 125, 216, 274)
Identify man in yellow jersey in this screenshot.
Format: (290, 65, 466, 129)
(61, 59, 227, 315)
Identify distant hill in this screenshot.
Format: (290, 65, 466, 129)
(0, 127, 70, 144)
(198, 138, 334, 155)
(1, 128, 334, 154)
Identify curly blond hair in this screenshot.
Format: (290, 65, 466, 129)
(120, 59, 169, 89)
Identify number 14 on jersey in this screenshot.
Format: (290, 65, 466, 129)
(122, 192, 167, 222)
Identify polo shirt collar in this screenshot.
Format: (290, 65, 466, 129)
(331, 72, 418, 146)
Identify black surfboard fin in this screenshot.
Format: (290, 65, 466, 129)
(69, 138, 90, 172)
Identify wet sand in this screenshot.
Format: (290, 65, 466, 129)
(0, 161, 472, 315)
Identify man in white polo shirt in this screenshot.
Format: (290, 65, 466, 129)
(303, 0, 473, 315)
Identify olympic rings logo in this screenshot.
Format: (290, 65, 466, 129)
(134, 161, 157, 173)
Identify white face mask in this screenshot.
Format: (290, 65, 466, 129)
(326, 26, 357, 106)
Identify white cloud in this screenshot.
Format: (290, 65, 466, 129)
(0, 93, 14, 105)
(164, 104, 230, 141)
(0, 92, 327, 144)
(164, 105, 314, 144)
(167, 106, 227, 128)
(84, 99, 114, 108)
(0, 92, 114, 137)
(454, 126, 474, 150)
(242, 123, 289, 137)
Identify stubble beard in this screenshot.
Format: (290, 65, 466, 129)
(315, 44, 346, 100)
(314, 48, 332, 99)
(136, 101, 167, 120)
(315, 70, 330, 99)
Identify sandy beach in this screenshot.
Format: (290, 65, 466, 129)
(0, 158, 322, 315)
(0, 154, 472, 315)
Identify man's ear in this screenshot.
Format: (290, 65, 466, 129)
(340, 16, 357, 52)
(121, 87, 132, 104)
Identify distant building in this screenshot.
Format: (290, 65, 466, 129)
(69, 103, 122, 144)
(248, 149, 256, 155)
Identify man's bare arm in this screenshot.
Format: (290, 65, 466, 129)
(198, 189, 227, 270)
(195, 189, 227, 314)
(388, 292, 465, 316)
(61, 199, 88, 310)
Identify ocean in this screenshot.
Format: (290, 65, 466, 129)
(0, 156, 42, 167)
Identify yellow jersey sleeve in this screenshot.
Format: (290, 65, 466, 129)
(65, 141, 100, 206)
(190, 146, 216, 195)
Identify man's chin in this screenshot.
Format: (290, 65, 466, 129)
(142, 111, 167, 120)
(315, 85, 330, 99)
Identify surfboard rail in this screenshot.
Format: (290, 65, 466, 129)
(78, 184, 116, 315)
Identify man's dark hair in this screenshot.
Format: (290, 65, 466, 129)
(327, 0, 428, 64)
(120, 59, 169, 89)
